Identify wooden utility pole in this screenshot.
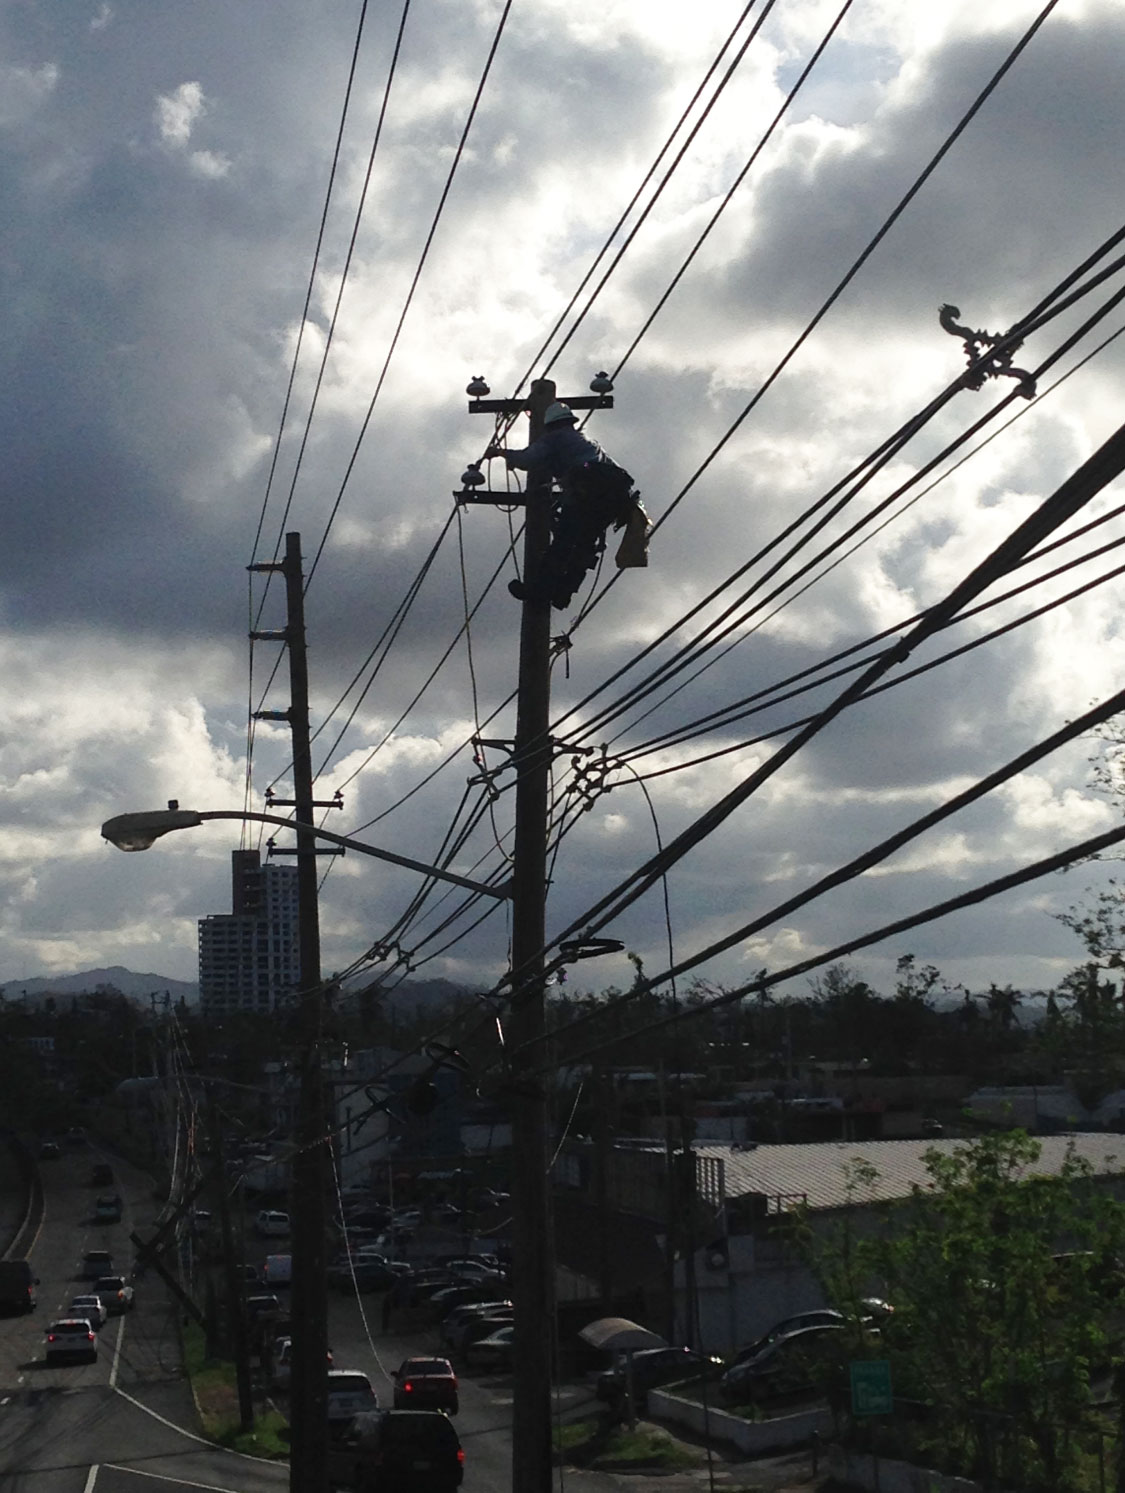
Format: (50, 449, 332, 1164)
(249, 532, 336, 1493)
(465, 375, 613, 1493)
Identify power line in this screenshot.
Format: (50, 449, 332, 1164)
(519, 818, 1125, 1080)
(522, 685, 1125, 1059)
(555, 0, 1065, 640)
(305, 0, 515, 587)
(499, 416, 1125, 995)
(558, 241, 1125, 750)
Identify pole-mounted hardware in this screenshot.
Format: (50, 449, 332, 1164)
(939, 303, 1036, 398)
(558, 935, 626, 963)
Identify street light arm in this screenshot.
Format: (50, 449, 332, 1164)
(101, 807, 511, 900)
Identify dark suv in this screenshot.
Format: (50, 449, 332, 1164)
(327, 1409, 464, 1492)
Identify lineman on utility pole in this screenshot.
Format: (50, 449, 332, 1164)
(485, 400, 648, 608)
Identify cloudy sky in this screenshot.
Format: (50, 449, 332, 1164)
(3, 0, 1125, 1014)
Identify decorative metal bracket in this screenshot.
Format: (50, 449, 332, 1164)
(939, 303, 1036, 399)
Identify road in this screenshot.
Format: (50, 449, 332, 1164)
(0, 1147, 622, 1493)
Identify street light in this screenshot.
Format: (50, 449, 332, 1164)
(101, 805, 511, 900)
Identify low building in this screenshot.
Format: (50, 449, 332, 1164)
(554, 1134, 1125, 1356)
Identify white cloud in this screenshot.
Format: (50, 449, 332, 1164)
(155, 80, 205, 147)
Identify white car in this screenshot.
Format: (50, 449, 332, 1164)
(69, 1293, 108, 1328)
(45, 1318, 98, 1363)
(255, 1209, 291, 1238)
(326, 1369, 378, 1420)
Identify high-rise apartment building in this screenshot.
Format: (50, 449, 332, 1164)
(198, 849, 299, 1015)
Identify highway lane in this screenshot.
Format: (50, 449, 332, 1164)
(0, 1142, 287, 1493)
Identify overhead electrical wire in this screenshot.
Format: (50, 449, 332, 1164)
(242, 0, 373, 829)
(258, 0, 413, 594)
(613, 320, 1125, 755)
(493, 0, 777, 432)
(625, 542, 1125, 778)
(515, 684, 1125, 1061)
(304, 0, 515, 588)
(557, 233, 1125, 749)
(247, 0, 373, 575)
(556, 0, 1066, 643)
(587, 287, 1125, 755)
(516, 819, 1125, 1081)
(488, 415, 1125, 1001)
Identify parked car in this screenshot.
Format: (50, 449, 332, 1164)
(236, 1263, 261, 1287)
(456, 1311, 515, 1353)
(404, 1269, 458, 1305)
(69, 1293, 108, 1328)
(343, 1206, 393, 1229)
(426, 1283, 499, 1316)
(95, 1194, 123, 1223)
(442, 1257, 503, 1280)
(327, 1259, 396, 1293)
(80, 1249, 114, 1281)
(94, 1275, 135, 1314)
(327, 1409, 464, 1492)
(596, 1346, 724, 1410)
(720, 1323, 847, 1404)
(45, 1318, 98, 1363)
(255, 1209, 291, 1238)
(463, 1325, 514, 1373)
(393, 1356, 459, 1414)
(39, 1140, 61, 1160)
(440, 1300, 513, 1349)
(728, 1310, 845, 1368)
(326, 1369, 378, 1421)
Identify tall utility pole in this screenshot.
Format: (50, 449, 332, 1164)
(465, 375, 614, 1493)
(249, 532, 336, 1493)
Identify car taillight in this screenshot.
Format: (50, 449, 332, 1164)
(47, 1334, 57, 1342)
(403, 1380, 413, 1392)
(87, 1331, 95, 1341)
(457, 1448, 465, 1464)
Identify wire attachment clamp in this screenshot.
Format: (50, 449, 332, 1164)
(939, 302, 1036, 398)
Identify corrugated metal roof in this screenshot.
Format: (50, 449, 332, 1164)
(697, 1134, 1125, 1214)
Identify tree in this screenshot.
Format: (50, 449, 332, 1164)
(807, 1131, 1125, 1491)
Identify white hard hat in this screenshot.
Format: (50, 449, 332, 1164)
(543, 401, 577, 425)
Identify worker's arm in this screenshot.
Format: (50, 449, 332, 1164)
(485, 439, 542, 471)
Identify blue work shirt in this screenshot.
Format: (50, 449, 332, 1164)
(502, 425, 609, 483)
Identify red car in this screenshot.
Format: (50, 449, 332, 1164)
(393, 1356, 459, 1415)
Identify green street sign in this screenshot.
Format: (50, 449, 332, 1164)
(850, 1358, 893, 1416)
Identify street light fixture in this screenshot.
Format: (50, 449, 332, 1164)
(101, 805, 511, 900)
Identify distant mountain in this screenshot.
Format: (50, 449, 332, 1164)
(0, 966, 199, 1006)
(365, 977, 476, 1011)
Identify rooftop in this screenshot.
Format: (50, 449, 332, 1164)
(692, 1134, 1125, 1213)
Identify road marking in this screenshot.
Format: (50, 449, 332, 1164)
(112, 1387, 279, 1464)
(83, 1467, 99, 1492)
(109, 1313, 125, 1388)
(104, 1466, 250, 1491)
